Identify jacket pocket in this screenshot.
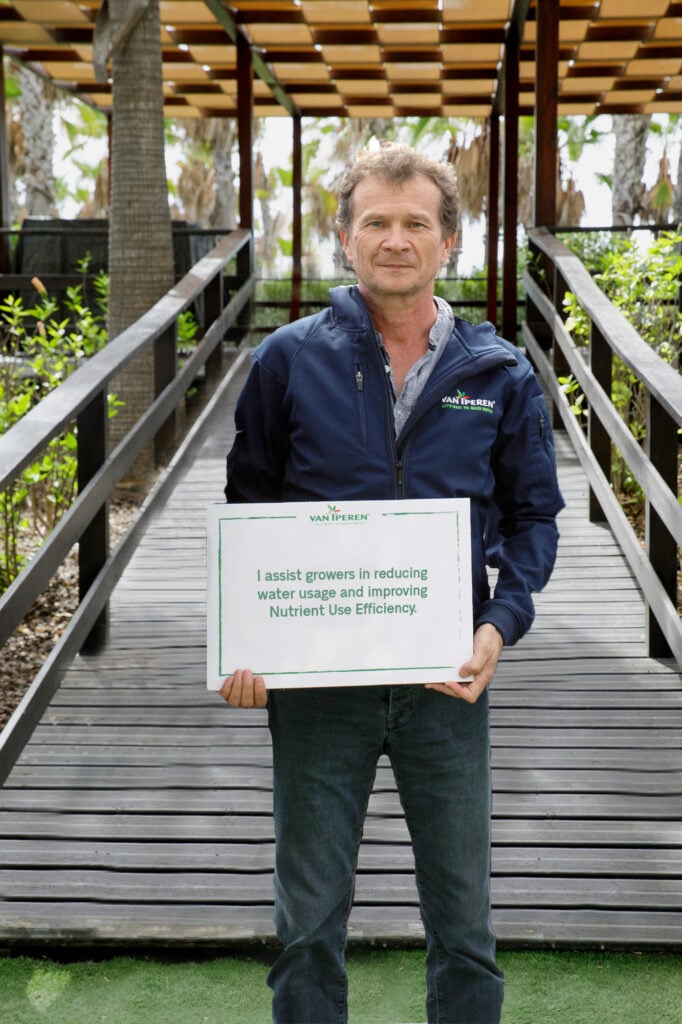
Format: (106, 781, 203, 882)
(531, 393, 562, 505)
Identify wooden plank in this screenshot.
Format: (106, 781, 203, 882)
(492, 909, 682, 948)
(57, 670, 682, 691)
(46, 691, 681, 712)
(1, 787, 678, 821)
(2, 870, 681, 913)
(6, 764, 680, 795)
(13, 745, 682, 772)
(0, 902, 680, 949)
(24, 722, 682, 751)
(0, 812, 679, 848)
(33, 705, 682, 729)
(2, 840, 680, 879)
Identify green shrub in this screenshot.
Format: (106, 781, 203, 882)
(561, 230, 681, 518)
(0, 277, 111, 592)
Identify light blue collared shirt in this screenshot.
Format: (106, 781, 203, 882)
(380, 296, 454, 437)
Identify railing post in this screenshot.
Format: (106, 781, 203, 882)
(77, 390, 109, 646)
(204, 271, 224, 384)
(551, 267, 571, 432)
(154, 323, 177, 463)
(588, 323, 611, 523)
(646, 395, 677, 659)
(524, 233, 553, 358)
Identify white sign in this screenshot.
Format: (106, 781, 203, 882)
(206, 498, 473, 690)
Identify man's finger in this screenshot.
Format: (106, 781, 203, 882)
(219, 670, 267, 708)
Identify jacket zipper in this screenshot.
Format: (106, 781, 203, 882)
(354, 363, 368, 446)
(395, 458, 404, 493)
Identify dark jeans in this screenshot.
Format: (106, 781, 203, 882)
(266, 684, 503, 1024)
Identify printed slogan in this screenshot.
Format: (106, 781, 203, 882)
(255, 564, 429, 619)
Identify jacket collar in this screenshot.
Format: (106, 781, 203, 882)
(329, 284, 518, 373)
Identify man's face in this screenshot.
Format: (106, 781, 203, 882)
(339, 173, 455, 305)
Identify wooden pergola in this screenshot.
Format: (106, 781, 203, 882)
(1, 1, 681, 335)
(1, 4, 682, 956)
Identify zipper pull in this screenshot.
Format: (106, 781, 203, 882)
(355, 365, 364, 391)
(396, 459, 404, 489)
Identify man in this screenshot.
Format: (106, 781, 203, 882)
(220, 144, 563, 1023)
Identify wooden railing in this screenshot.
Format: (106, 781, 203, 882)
(523, 226, 682, 665)
(0, 230, 255, 782)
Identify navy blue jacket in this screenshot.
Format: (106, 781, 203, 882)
(226, 285, 564, 646)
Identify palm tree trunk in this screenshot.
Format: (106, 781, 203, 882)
(17, 65, 55, 216)
(210, 119, 238, 230)
(107, 0, 174, 474)
(673, 125, 682, 223)
(611, 114, 650, 225)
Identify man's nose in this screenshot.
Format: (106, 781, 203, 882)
(381, 224, 409, 248)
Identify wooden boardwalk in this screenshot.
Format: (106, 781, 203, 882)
(0, 357, 680, 950)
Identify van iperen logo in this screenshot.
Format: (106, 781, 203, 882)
(309, 504, 369, 524)
(442, 389, 496, 413)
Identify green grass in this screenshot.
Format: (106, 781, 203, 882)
(1, 948, 680, 1023)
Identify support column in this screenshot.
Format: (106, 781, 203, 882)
(533, 1, 559, 227)
(485, 113, 500, 327)
(237, 32, 254, 268)
(502, 22, 520, 342)
(290, 114, 302, 322)
(236, 31, 254, 345)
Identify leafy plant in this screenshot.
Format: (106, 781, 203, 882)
(561, 230, 682, 520)
(177, 309, 199, 355)
(0, 277, 112, 592)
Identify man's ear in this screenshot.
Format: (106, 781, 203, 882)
(339, 229, 353, 265)
(441, 232, 457, 265)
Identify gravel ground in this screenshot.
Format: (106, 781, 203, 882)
(0, 495, 140, 731)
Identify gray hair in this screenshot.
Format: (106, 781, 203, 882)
(336, 143, 459, 239)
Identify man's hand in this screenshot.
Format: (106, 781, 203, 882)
(219, 668, 267, 708)
(426, 623, 503, 704)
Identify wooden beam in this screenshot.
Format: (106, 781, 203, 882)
(486, 113, 500, 328)
(502, 20, 520, 342)
(202, 0, 297, 116)
(0, 48, 12, 272)
(534, 1, 559, 227)
(290, 115, 302, 323)
(237, 34, 253, 240)
(496, 1, 532, 341)
(237, 34, 254, 337)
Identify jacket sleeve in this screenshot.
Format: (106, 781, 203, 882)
(476, 362, 564, 646)
(225, 353, 289, 503)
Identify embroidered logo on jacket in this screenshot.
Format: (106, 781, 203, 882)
(441, 389, 496, 413)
